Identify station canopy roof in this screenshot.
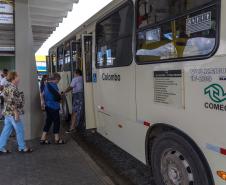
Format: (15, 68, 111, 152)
(0, 0, 79, 55)
(31, 0, 79, 51)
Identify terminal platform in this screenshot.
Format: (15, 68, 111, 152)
(0, 133, 115, 185)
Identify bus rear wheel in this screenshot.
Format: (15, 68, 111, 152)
(151, 131, 212, 185)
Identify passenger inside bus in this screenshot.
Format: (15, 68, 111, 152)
(63, 69, 84, 133)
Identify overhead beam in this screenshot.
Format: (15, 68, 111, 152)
(32, 25, 55, 34)
(31, 20, 59, 27)
(0, 39, 15, 45)
(30, 14, 63, 23)
(29, 7, 68, 17)
(27, 0, 78, 51)
(29, 0, 79, 3)
(29, 1, 73, 12)
(31, 17, 63, 25)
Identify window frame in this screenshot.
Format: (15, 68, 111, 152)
(95, 0, 134, 69)
(57, 45, 65, 72)
(49, 49, 57, 73)
(63, 42, 72, 72)
(135, 0, 221, 65)
(84, 35, 93, 83)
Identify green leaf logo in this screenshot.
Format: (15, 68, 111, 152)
(204, 84, 226, 103)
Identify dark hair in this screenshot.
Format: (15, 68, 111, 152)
(75, 69, 82, 76)
(42, 74, 49, 81)
(7, 71, 18, 82)
(49, 73, 61, 81)
(3, 69, 8, 75)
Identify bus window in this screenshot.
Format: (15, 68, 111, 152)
(136, 0, 219, 63)
(52, 54, 57, 73)
(96, 1, 134, 68)
(46, 56, 50, 73)
(137, 0, 214, 29)
(84, 36, 92, 82)
(64, 42, 71, 72)
(71, 41, 82, 71)
(49, 52, 57, 73)
(57, 46, 64, 72)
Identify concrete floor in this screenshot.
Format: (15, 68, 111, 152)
(0, 135, 115, 185)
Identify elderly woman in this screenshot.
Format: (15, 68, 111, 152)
(0, 72, 32, 154)
(40, 73, 65, 144)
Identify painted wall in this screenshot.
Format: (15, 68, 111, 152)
(0, 56, 15, 70)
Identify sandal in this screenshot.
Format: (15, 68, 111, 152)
(55, 139, 65, 145)
(40, 140, 51, 145)
(0, 149, 11, 155)
(19, 148, 33, 153)
(65, 129, 76, 134)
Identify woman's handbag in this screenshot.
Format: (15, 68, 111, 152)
(46, 83, 62, 102)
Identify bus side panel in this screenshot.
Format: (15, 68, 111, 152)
(58, 71, 72, 114)
(136, 57, 226, 184)
(94, 64, 147, 163)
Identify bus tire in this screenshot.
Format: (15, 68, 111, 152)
(151, 131, 213, 185)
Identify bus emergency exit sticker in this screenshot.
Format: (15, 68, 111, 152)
(186, 12, 211, 35)
(93, 73, 97, 83)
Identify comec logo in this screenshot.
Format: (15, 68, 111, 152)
(204, 84, 226, 103)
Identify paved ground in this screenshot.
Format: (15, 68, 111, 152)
(73, 132, 155, 185)
(0, 133, 115, 185)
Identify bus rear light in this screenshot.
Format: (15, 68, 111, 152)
(144, 121, 151, 127)
(206, 144, 226, 156)
(220, 148, 226, 155)
(217, 171, 226, 181)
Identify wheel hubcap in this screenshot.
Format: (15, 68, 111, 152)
(160, 149, 194, 185)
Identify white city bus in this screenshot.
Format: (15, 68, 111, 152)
(48, 0, 226, 184)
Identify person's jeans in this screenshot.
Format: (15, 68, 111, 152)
(0, 115, 26, 151)
(43, 107, 60, 134)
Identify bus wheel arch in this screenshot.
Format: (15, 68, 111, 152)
(145, 123, 214, 185)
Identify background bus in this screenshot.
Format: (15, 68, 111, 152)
(48, 0, 226, 184)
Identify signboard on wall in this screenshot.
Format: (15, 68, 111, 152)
(0, 2, 13, 13)
(0, 0, 14, 24)
(0, 14, 13, 24)
(0, 0, 14, 55)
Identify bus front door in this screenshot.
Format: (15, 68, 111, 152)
(82, 34, 96, 129)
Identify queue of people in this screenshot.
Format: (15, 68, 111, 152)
(40, 70, 84, 143)
(0, 68, 85, 155)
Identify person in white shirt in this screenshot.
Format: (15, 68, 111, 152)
(0, 71, 3, 114)
(63, 69, 84, 133)
(0, 71, 3, 81)
(0, 69, 9, 87)
(0, 69, 9, 109)
(0, 69, 8, 86)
